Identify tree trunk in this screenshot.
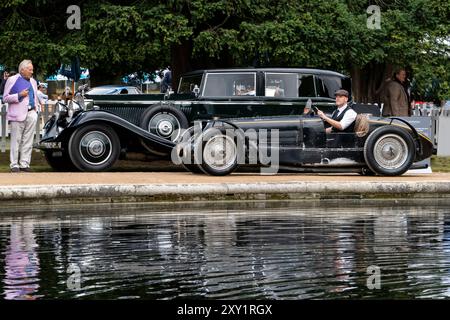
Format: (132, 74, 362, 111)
(351, 62, 394, 104)
(171, 40, 193, 91)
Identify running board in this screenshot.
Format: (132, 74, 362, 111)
(277, 166, 363, 173)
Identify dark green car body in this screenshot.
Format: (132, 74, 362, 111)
(85, 68, 356, 126)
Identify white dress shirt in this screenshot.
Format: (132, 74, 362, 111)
(334, 104, 357, 130)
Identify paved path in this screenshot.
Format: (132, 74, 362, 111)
(0, 171, 449, 185)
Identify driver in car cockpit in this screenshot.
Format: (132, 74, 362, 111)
(316, 89, 357, 134)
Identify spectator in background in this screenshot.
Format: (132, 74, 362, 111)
(2, 59, 40, 173)
(37, 83, 48, 104)
(382, 68, 411, 117)
(0, 70, 11, 96)
(63, 86, 72, 103)
(160, 66, 172, 93)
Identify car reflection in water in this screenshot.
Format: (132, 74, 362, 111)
(0, 201, 450, 299)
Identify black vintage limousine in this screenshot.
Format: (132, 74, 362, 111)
(38, 68, 379, 172)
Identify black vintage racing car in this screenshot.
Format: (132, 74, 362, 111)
(173, 113, 434, 176)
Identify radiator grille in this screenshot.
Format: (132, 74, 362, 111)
(99, 106, 147, 126)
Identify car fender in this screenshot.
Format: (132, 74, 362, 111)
(65, 110, 176, 150)
(386, 117, 432, 159)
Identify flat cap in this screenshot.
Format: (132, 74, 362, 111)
(335, 89, 349, 97)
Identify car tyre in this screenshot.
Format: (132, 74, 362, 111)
(68, 123, 121, 172)
(178, 126, 203, 174)
(140, 104, 189, 156)
(197, 129, 238, 176)
(363, 126, 415, 176)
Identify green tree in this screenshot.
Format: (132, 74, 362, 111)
(0, 0, 448, 101)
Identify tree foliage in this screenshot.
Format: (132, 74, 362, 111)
(0, 0, 448, 100)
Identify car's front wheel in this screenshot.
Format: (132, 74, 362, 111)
(68, 124, 121, 172)
(363, 126, 415, 176)
(197, 130, 238, 176)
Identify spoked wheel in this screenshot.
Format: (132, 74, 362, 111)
(198, 129, 238, 176)
(140, 105, 188, 156)
(68, 124, 121, 172)
(363, 126, 415, 176)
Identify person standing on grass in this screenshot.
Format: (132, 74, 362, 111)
(2, 60, 40, 173)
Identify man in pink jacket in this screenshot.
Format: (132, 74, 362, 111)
(2, 60, 40, 172)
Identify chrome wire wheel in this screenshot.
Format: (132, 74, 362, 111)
(202, 134, 237, 172)
(372, 134, 409, 170)
(79, 131, 113, 166)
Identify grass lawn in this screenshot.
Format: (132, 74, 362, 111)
(430, 156, 450, 172)
(0, 150, 51, 172)
(0, 149, 182, 172)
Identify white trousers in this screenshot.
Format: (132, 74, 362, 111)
(10, 110, 38, 169)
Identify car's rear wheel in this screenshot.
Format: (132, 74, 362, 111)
(140, 104, 189, 156)
(198, 130, 238, 176)
(363, 126, 415, 176)
(68, 124, 121, 172)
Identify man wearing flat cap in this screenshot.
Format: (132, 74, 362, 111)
(317, 89, 357, 134)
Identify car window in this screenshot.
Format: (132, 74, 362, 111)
(265, 73, 298, 98)
(298, 74, 316, 97)
(178, 74, 203, 94)
(203, 73, 256, 97)
(316, 75, 344, 99)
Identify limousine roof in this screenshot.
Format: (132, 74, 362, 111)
(181, 68, 348, 78)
